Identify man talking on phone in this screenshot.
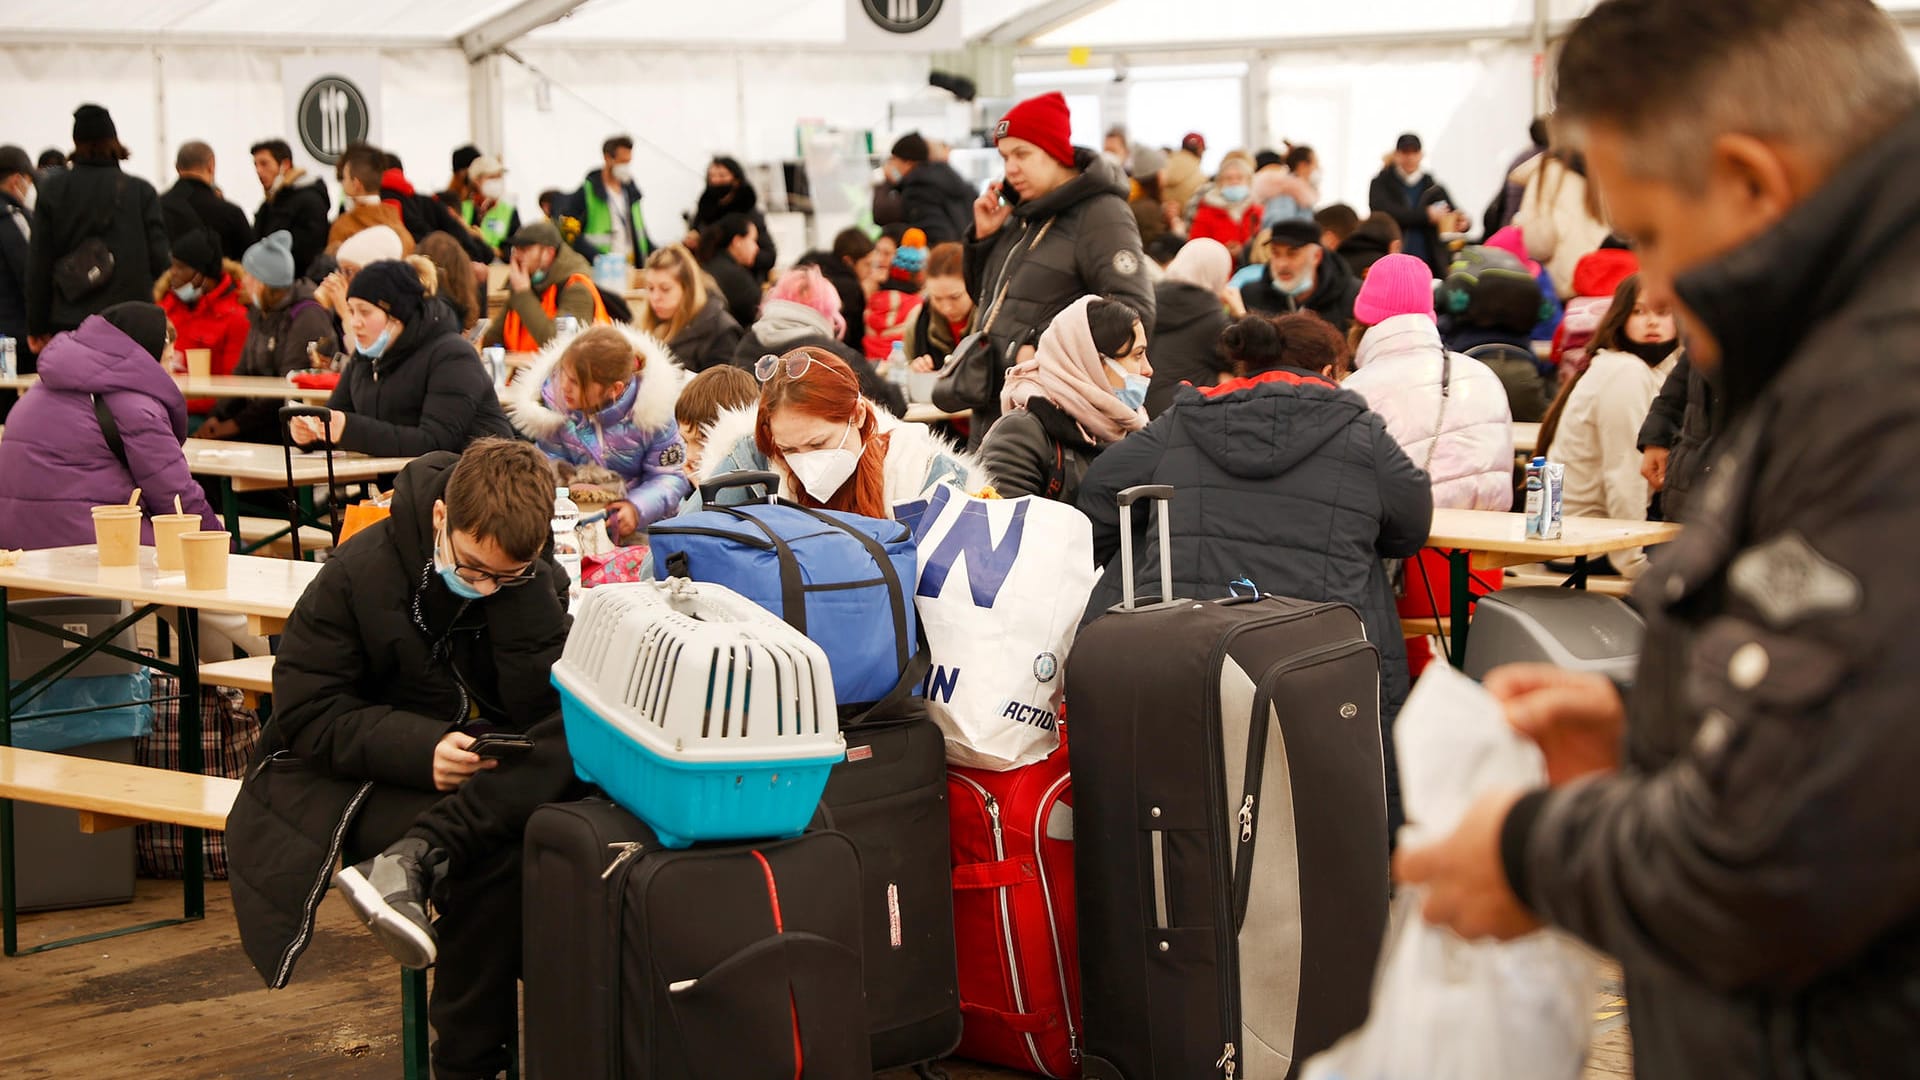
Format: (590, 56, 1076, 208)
(1396, 2, 1920, 1075)
(228, 439, 583, 1080)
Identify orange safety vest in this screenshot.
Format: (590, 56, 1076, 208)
(500, 273, 611, 353)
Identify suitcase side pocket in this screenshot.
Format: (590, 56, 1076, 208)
(663, 930, 868, 1080)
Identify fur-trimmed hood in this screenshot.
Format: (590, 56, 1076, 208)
(506, 322, 683, 441)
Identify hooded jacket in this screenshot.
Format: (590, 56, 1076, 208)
(156, 263, 251, 412)
(27, 160, 171, 335)
(897, 160, 978, 246)
(0, 316, 221, 548)
(963, 149, 1155, 446)
(254, 168, 332, 277)
(1144, 279, 1232, 419)
(1075, 369, 1432, 728)
(1500, 104, 1920, 1080)
(1340, 314, 1514, 511)
(214, 278, 339, 443)
(326, 298, 516, 457)
(1239, 244, 1362, 333)
(695, 403, 992, 514)
(227, 453, 571, 988)
(507, 324, 692, 529)
(326, 202, 415, 257)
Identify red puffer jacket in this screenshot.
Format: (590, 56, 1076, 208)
(156, 267, 250, 414)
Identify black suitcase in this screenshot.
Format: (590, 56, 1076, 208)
(815, 714, 964, 1070)
(522, 799, 873, 1079)
(1066, 486, 1390, 1080)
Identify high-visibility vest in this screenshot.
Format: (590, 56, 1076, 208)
(500, 273, 611, 353)
(460, 198, 518, 249)
(580, 179, 652, 264)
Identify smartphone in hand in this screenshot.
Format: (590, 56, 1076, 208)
(469, 731, 535, 760)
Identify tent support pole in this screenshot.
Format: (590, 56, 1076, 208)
(469, 52, 505, 161)
(1532, 0, 1551, 114)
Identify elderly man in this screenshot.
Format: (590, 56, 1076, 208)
(481, 220, 604, 352)
(1398, 2, 1920, 1077)
(1239, 219, 1361, 333)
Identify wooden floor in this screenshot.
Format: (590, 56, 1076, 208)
(0, 879, 1633, 1078)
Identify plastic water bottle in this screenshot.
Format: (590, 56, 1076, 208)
(554, 315, 580, 338)
(482, 345, 507, 388)
(1524, 457, 1546, 538)
(551, 487, 582, 586)
(886, 340, 910, 393)
(0, 336, 15, 379)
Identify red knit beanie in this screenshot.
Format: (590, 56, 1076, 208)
(995, 92, 1075, 167)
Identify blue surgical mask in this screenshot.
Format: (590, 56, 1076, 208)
(173, 282, 203, 304)
(357, 326, 394, 359)
(434, 529, 489, 600)
(531, 269, 548, 289)
(1107, 360, 1149, 412)
(1221, 184, 1251, 203)
(1282, 268, 1316, 299)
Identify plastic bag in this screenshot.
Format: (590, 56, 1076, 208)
(1302, 664, 1594, 1080)
(9, 671, 154, 751)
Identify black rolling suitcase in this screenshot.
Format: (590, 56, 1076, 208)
(522, 799, 873, 1080)
(815, 713, 964, 1070)
(1066, 486, 1390, 1080)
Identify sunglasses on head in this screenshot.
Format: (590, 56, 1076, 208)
(754, 353, 854, 385)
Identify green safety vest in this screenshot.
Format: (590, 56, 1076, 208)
(461, 198, 518, 249)
(580, 178, 652, 264)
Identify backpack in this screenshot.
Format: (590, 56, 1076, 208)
(648, 490, 922, 713)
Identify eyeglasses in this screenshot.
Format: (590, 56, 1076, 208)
(755, 353, 849, 384)
(442, 528, 539, 588)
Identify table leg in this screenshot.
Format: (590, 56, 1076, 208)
(2, 584, 16, 957)
(1448, 550, 1472, 670)
(220, 480, 241, 537)
(1567, 555, 1590, 590)
(177, 607, 204, 922)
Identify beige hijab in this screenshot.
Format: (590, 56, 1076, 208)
(1165, 238, 1232, 294)
(1000, 295, 1147, 446)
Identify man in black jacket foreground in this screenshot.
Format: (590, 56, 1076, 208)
(228, 441, 581, 1080)
(1398, 2, 1920, 1077)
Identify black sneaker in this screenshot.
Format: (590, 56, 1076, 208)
(333, 837, 441, 969)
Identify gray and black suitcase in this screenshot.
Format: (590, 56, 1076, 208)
(1065, 486, 1390, 1079)
(522, 798, 873, 1079)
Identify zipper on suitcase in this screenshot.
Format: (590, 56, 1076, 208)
(951, 773, 1049, 1078)
(1231, 640, 1378, 929)
(1030, 772, 1080, 1067)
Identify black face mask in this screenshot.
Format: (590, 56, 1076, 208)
(1623, 338, 1679, 366)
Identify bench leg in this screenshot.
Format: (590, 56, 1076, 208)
(1447, 550, 1473, 670)
(177, 607, 205, 923)
(402, 967, 431, 1080)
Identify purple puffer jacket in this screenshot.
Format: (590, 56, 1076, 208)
(0, 317, 222, 549)
(505, 323, 693, 529)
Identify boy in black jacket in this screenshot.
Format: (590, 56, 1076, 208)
(227, 439, 580, 1080)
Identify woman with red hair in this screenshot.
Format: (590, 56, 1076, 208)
(697, 345, 990, 517)
(728, 264, 906, 417)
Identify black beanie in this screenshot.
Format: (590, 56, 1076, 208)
(172, 229, 223, 278)
(100, 302, 168, 362)
(451, 144, 481, 174)
(890, 133, 930, 164)
(347, 259, 427, 325)
(73, 104, 117, 144)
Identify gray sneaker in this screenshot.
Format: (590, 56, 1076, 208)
(333, 837, 442, 969)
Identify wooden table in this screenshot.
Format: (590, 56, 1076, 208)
(0, 373, 332, 402)
(0, 545, 318, 954)
(185, 439, 415, 554)
(1513, 422, 1541, 457)
(1423, 508, 1680, 667)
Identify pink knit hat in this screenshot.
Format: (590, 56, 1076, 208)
(1352, 253, 1437, 325)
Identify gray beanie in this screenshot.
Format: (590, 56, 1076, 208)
(242, 230, 296, 289)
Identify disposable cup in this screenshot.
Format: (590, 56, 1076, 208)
(185, 349, 213, 379)
(152, 514, 201, 571)
(180, 531, 232, 590)
(91, 505, 143, 567)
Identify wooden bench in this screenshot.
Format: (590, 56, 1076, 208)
(199, 655, 276, 708)
(236, 516, 334, 557)
(1503, 568, 1634, 597)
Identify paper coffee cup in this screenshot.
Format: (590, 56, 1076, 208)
(185, 349, 213, 380)
(152, 514, 201, 571)
(91, 505, 143, 567)
(179, 531, 232, 590)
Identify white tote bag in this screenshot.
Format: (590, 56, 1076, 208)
(909, 484, 1099, 770)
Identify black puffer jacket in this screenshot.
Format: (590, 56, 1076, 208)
(1144, 279, 1230, 419)
(963, 149, 1155, 446)
(253, 170, 331, 278)
(1636, 351, 1718, 520)
(227, 454, 570, 987)
(1239, 244, 1362, 333)
(977, 397, 1098, 504)
(1501, 105, 1920, 1080)
(160, 177, 255, 262)
(216, 279, 338, 443)
(897, 161, 976, 245)
(1076, 370, 1432, 725)
(667, 293, 746, 373)
(26, 160, 170, 335)
(324, 298, 515, 456)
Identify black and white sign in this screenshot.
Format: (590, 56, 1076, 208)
(861, 0, 943, 33)
(844, 0, 957, 49)
(297, 76, 370, 165)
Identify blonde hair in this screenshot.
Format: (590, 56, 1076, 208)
(639, 244, 708, 343)
(403, 254, 438, 296)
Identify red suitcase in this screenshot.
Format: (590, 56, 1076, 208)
(948, 737, 1083, 1078)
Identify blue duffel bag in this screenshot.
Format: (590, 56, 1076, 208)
(648, 472, 921, 710)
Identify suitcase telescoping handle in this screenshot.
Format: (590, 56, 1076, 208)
(1118, 485, 1175, 610)
(698, 470, 782, 505)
